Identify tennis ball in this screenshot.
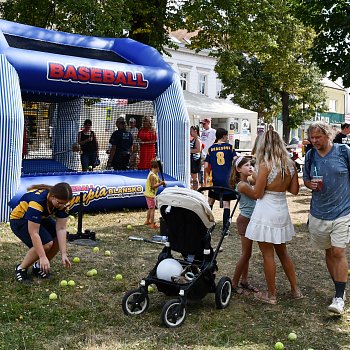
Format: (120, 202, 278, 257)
(72, 257, 80, 263)
(49, 292, 58, 300)
(288, 332, 297, 341)
(115, 274, 123, 281)
(67, 280, 76, 287)
(92, 246, 99, 253)
(60, 280, 68, 287)
(86, 270, 94, 277)
(91, 269, 97, 276)
(88, 166, 93, 171)
(104, 250, 111, 256)
(127, 224, 132, 229)
(274, 342, 284, 350)
(148, 285, 155, 293)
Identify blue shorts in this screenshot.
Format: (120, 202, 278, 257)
(10, 217, 57, 248)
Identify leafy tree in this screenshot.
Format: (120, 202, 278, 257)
(181, 0, 327, 141)
(0, 0, 182, 53)
(292, 0, 350, 87)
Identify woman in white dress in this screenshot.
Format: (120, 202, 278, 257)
(245, 130, 303, 304)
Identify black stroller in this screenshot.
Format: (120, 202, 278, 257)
(122, 186, 240, 327)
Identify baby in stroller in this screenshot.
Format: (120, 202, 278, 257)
(122, 186, 240, 327)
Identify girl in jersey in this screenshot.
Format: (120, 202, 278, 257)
(10, 182, 73, 284)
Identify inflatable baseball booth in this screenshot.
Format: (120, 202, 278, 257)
(0, 20, 189, 221)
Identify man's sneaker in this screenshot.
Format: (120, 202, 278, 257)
(328, 297, 345, 314)
(15, 264, 31, 284)
(32, 264, 51, 279)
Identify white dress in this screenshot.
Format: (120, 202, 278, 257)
(245, 166, 295, 244)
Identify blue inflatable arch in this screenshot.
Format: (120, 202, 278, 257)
(0, 20, 190, 221)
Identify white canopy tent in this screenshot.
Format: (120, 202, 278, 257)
(183, 91, 257, 149)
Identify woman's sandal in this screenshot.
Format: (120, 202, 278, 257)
(254, 291, 277, 305)
(291, 289, 304, 300)
(239, 282, 259, 293)
(232, 286, 244, 295)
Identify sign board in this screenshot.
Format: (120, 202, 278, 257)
(242, 119, 249, 129)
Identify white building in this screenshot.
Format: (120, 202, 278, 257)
(163, 30, 257, 149)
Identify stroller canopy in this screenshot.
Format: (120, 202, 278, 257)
(156, 187, 215, 229)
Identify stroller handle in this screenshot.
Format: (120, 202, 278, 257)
(198, 186, 240, 208)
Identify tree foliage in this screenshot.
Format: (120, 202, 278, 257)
(0, 0, 182, 53)
(292, 0, 350, 87)
(181, 0, 327, 141)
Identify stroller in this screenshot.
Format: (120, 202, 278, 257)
(122, 186, 240, 327)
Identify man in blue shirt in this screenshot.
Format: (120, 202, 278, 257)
(303, 121, 350, 315)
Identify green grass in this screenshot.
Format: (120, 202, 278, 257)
(0, 192, 350, 350)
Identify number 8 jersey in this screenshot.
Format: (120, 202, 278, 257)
(205, 142, 237, 188)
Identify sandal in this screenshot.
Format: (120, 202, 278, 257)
(291, 289, 304, 300)
(239, 282, 259, 293)
(254, 291, 277, 305)
(232, 286, 244, 295)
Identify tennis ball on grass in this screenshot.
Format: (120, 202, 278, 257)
(86, 270, 94, 277)
(72, 257, 80, 263)
(104, 250, 111, 256)
(274, 342, 284, 350)
(288, 332, 297, 341)
(60, 280, 68, 287)
(49, 292, 58, 300)
(67, 280, 76, 287)
(148, 285, 155, 293)
(115, 274, 123, 281)
(127, 224, 132, 230)
(91, 269, 97, 276)
(92, 246, 99, 253)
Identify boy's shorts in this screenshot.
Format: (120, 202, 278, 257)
(308, 213, 350, 249)
(10, 217, 57, 248)
(145, 196, 156, 209)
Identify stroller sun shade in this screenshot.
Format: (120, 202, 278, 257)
(156, 187, 215, 229)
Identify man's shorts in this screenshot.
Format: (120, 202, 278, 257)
(308, 213, 350, 249)
(145, 196, 156, 209)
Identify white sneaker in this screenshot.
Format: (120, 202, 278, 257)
(328, 297, 345, 314)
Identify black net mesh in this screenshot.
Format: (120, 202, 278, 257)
(22, 98, 157, 174)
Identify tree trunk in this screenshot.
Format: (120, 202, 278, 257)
(281, 91, 290, 143)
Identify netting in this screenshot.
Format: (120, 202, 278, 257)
(22, 98, 157, 174)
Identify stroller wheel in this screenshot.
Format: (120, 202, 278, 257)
(215, 277, 232, 309)
(161, 299, 186, 328)
(122, 289, 150, 316)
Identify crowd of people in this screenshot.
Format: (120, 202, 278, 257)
(11, 118, 349, 316)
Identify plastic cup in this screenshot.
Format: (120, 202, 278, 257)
(312, 175, 323, 190)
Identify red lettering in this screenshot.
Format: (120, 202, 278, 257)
(91, 68, 102, 82)
(114, 71, 127, 85)
(77, 67, 90, 81)
(136, 73, 148, 88)
(126, 72, 137, 86)
(63, 65, 78, 80)
(103, 69, 115, 83)
(48, 63, 64, 79)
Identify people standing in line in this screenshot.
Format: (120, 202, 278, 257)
(333, 122, 350, 144)
(138, 116, 157, 170)
(245, 130, 302, 305)
(10, 182, 73, 284)
(200, 118, 216, 186)
(144, 159, 166, 229)
(229, 156, 259, 295)
(128, 117, 140, 169)
(190, 125, 202, 190)
(78, 119, 99, 171)
(107, 117, 133, 170)
(304, 121, 350, 314)
(205, 128, 237, 229)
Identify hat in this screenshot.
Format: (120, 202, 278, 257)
(129, 117, 136, 123)
(200, 118, 211, 124)
(117, 116, 126, 123)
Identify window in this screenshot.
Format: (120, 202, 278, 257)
(216, 80, 223, 97)
(180, 72, 188, 91)
(198, 74, 207, 95)
(329, 99, 337, 112)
